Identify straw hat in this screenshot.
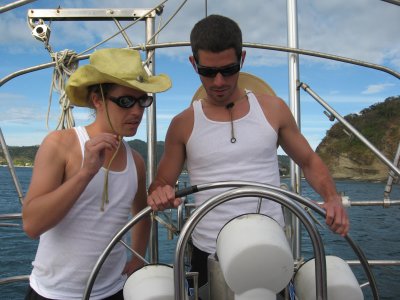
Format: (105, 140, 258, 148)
(192, 72, 276, 102)
(66, 48, 172, 107)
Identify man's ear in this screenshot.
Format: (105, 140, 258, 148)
(189, 56, 197, 71)
(240, 50, 246, 68)
(91, 93, 103, 110)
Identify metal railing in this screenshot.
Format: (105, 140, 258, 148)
(0, 2, 399, 299)
(82, 182, 379, 300)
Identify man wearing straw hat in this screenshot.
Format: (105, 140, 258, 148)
(23, 48, 171, 300)
(147, 15, 350, 291)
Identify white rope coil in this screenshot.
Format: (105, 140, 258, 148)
(48, 49, 78, 130)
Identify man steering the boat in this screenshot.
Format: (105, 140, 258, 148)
(147, 14, 349, 289)
(22, 48, 171, 300)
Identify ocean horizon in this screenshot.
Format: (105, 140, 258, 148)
(1, 167, 399, 299)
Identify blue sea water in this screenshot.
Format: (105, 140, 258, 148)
(1, 166, 399, 299)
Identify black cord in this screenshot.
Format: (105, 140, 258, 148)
(226, 102, 236, 143)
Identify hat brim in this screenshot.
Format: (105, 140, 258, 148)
(66, 65, 172, 107)
(192, 72, 276, 102)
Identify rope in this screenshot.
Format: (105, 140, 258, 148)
(101, 138, 122, 211)
(152, 214, 179, 235)
(99, 85, 122, 211)
(44, 0, 188, 209)
(48, 49, 78, 130)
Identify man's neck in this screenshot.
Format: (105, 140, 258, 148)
(204, 89, 248, 108)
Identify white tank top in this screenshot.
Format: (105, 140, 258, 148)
(29, 126, 137, 299)
(187, 91, 284, 254)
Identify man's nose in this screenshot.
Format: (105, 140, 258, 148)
(213, 72, 226, 86)
(129, 103, 145, 114)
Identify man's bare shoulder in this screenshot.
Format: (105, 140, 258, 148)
(166, 105, 194, 144)
(169, 105, 194, 131)
(254, 92, 287, 107)
(171, 105, 194, 124)
(41, 128, 76, 148)
(252, 92, 293, 131)
(255, 92, 292, 116)
(37, 129, 79, 167)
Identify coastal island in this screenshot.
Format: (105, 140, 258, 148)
(1, 96, 399, 181)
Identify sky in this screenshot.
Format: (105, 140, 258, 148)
(0, 0, 399, 154)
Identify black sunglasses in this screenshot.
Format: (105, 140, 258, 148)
(108, 95, 153, 109)
(195, 62, 241, 78)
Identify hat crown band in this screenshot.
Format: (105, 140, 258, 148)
(66, 48, 171, 107)
(90, 49, 148, 82)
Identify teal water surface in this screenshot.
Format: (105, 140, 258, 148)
(1, 167, 399, 299)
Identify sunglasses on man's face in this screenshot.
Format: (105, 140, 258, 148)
(108, 94, 153, 109)
(195, 62, 241, 78)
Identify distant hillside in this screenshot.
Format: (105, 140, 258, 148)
(278, 154, 290, 176)
(0, 145, 38, 166)
(127, 139, 165, 166)
(0, 139, 165, 167)
(3, 97, 398, 181)
(0, 140, 290, 175)
(316, 96, 400, 181)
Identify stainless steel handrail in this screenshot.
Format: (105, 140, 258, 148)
(82, 206, 152, 300)
(384, 142, 400, 201)
(0, 0, 36, 13)
(0, 128, 24, 204)
(173, 186, 328, 300)
(0, 213, 29, 285)
(299, 82, 400, 178)
(82, 185, 329, 300)
(0, 275, 29, 285)
(0, 213, 22, 220)
(1, 4, 394, 299)
(176, 181, 379, 300)
(2, 41, 399, 87)
(83, 182, 379, 300)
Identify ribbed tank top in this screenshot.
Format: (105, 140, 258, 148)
(187, 91, 284, 254)
(29, 126, 137, 299)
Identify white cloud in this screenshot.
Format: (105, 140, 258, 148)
(0, 107, 39, 123)
(0, 13, 38, 49)
(154, 113, 175, 120)
(297, 0, 400, 68)
(362, 83, 395, 95)
(2, 132, 46, 146)
(0, 92, 26, 102)
(2, 0, 399, 147)
(2, 0, 399, 68)
(301, 94, 384, 105)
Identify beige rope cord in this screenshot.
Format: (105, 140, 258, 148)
(37, 0, 187, 211)
(191, 72, 277, 144)
(101, 139, 122, 211)
(152, 214, 179, 236)
(99, 85, 123, 211)
(48, 49, 78, 130)
(225, 91, 250, 143)
(31, 0, 187, 133)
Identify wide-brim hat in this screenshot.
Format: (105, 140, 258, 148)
(192, 72, 276, 102)
(66, 48, 172, 107)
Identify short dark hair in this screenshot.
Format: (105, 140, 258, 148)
(190, 14, 242, 63)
